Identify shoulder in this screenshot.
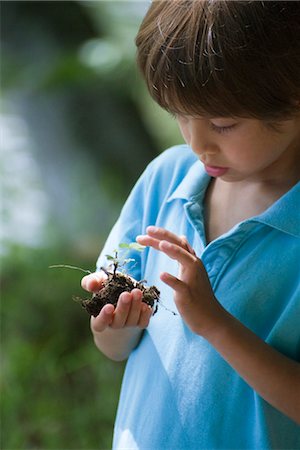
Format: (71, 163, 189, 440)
(148, 144, 197, 177)
(121, 144, 198, 225)
(141, 145, 198, 197)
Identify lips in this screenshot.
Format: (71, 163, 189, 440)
(204, 164, 228, 177)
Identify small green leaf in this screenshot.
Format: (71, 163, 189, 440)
(122, 242, 146, 252)
(118, 243, 130, 249)
(105, 255, 116, 261)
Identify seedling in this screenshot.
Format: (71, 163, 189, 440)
(104, 242, 145, 276)
(50, 242, 161, 317)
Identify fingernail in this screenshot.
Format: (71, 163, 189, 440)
(104, 304, 114, 314)
(121, 293, 131, 304)
(160, 240, 171, 249)
(147, 225, 158, 232)
(132, 289, 141, 300)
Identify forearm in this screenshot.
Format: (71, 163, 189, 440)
(205, 307, 300, 424)
(92, 323, 144, 362)
(136, 228, 300, 422)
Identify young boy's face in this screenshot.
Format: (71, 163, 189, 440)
(176, 114, 300, 184)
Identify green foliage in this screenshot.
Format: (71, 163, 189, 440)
(1, 1, 178, 448)
(105, 242, 145, 274)
(1, 245, 124, 449)
(118, 242, 146, 252)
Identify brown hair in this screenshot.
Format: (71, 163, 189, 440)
(135, 1, 300, 120)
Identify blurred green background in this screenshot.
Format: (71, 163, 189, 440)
(1, 1, 182, 449)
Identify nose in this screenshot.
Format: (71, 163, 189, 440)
(188, 123, 219, 162)
(177, 116, 220, 162)
(191, 140, 218, 161)
(197, 149, 218, 165)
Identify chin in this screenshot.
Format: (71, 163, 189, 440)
(219, 173, 246, 183)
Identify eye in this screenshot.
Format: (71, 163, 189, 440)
(210, 121, 237, 134)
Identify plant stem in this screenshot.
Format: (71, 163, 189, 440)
(49, 265, 92, 274)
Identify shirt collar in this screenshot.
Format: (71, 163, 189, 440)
(167, 159, 211, 203)
(167, 158, 300, 238)
(252, 181, 300, 238)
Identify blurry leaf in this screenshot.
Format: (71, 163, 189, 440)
(105, 254, 116, 261)
(40, 54, 96, 91)
(78, 38, 122, 73)
(118, 243, 130, 249)
(119, 242, 146, 252)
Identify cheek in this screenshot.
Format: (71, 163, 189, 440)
(221, 135, 253, 163)
(226, 129, 274, 161)
(227, 138, 281, 169)
(177, 122, 191, 144)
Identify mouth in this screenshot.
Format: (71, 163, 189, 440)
(204, 164, 228, 177)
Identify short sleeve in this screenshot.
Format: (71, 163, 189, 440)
(96, 161, 154, 282)
(95, 145, 196, 282)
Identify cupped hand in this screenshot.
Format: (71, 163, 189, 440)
(81, 272, 153, 334)
(137, 226, 225, 336)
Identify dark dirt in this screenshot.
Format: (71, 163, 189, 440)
(76, 270, 160, 317)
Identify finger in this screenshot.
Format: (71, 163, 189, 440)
(160, 272, 188, 293)
(125, 289, 143, 326)
(138, 227, 196, 256)
(81, 272, 106, 293)
(136, 234, 161, 251)
(146, 226, 194, 252)
(179, 235, 196, 256)
(138, 302, 153, 328)
(137, 233, 195, 256)
(90, 303, 115, 333)
(137, 227, 180, 251)
(137, 235, 196, 266)
(147, 226, 180, 241)
(159, 240, 197, 267)
(110, 292, 132, 329)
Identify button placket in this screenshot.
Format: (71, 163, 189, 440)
(184, 201, 206, 248)
(185, 200, 259, 290)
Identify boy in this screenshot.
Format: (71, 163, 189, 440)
(82, 2, 300, 449)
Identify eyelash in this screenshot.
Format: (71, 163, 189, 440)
(172, 112, 238, 134)
(210, 123, 236, 134)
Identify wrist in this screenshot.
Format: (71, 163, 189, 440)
(91, 325, 144, 361)
(198, 300, 232, 341)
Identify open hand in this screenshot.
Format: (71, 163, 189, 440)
(137, 226, 225, 336)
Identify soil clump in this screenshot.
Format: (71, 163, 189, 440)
(78, 270, 160, 317)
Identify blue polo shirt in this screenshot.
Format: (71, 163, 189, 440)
(97, 145, 300, 450)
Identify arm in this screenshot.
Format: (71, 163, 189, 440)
(137, 226, 300, 424)
(81, 273, 152, 362)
